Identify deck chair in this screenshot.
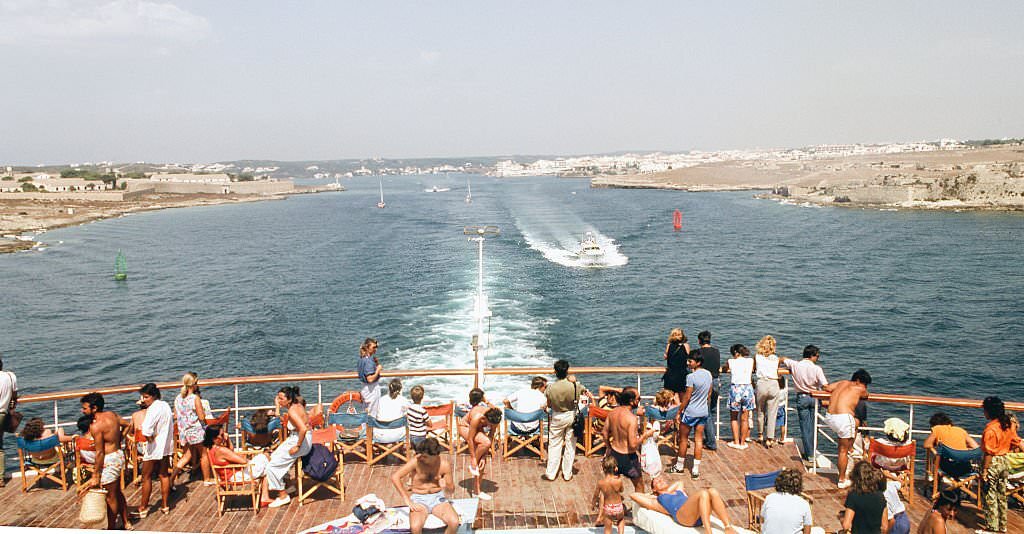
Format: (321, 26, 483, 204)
(72, 435, 125, 494)
(205, 407, 232, 428)
(932, 444, 983, 509)
(583, 405, 610, 456)
(125, 428, 146, 485)
(17, 435, 69, 492)
(297, 427, 345, 505)
(239, 416, 282, 449)
(643, 405, 680, 454)
(209, 448, 263, 515)
(367, 416, 410, 465)
(328, 392, 368, 462)
(453, 404, 499, 458)
(744, 469, 782, 530)
(423, 402, 455, 454)
(868, 438, 916, 498)
(502, 408, 546, 461)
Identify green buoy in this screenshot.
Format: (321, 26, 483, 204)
(114, 250, 127, 281)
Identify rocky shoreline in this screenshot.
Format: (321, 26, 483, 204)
(0, 186, 337, 253)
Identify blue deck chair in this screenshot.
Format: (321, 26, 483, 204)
(744, 469, 782, 530)
(643, 405, 681, 454)
(932, 444, 983, 508)
(239, 416, 281, 449)
(17, 435, 68, 492)
(502, 408, 546, 461)
(367, 415, 409, 465)
(328, 410, 368, 463)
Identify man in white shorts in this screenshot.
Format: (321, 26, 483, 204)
(825, 369, 871, 489)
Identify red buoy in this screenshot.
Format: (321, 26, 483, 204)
(673, 209, 682, 231)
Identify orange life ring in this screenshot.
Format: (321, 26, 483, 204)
(328, 391, 363, 414)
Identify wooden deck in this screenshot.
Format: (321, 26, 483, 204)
(2, 442, 1020, 533)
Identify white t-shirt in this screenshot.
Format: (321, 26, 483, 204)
(141, 399, 174, 461)
(376, 394, 409, 422)
(760, 492, 813, 534)
(0, 371, 16, 414)
(728, 357, 754, 385)
(506, 388, 547, 433)
(756, 353, 780, 380)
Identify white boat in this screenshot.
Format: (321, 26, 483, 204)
(465, 179, 472, 204)
(577, 231, 603, 262)
(424, 186, 451, 193)
(377, 178, 386, 208)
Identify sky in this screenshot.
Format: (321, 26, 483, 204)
(1, 1, 1023, 164)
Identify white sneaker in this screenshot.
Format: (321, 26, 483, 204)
(477, 492, 492, 501)
(469, 465, 480, 476)
(269, 495, 291, 508)
(838, 480, 852, 489)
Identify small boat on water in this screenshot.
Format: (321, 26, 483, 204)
(377, 178, 386, 208)
(424, 185, 451, 193)
(577, 231, 604, 263)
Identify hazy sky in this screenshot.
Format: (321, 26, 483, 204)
(2, 1, 1022, 164)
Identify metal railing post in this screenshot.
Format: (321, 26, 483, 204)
(233, 384, 240, 449)
(53, 400, 59, 430)
(318, 381, 323, 409)
(636, 373, 641, 397)
(812, 398, 819, 474)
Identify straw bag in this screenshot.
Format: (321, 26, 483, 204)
(79, 489, 108, 525)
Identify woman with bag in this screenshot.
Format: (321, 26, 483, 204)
(662, 329, 690, 405)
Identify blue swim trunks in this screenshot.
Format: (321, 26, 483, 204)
(680, 414, 707, 428)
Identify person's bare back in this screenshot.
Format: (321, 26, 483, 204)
(827, 380, 867, 416)
(598, 475, 624, 505)
(605, 406, 639, 454)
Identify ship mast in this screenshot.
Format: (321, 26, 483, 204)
(464, 225, 499, 387)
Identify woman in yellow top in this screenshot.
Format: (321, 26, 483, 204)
(980, 396, 1022, 534)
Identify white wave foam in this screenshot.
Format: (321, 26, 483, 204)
(519, 228, 628, 268)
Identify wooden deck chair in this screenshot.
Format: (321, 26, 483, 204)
(297, 427, 345, 505)
(205, 407, 232, 428)
(453, 404, 499, 458)
(367, 416, 410, 465)
(72, 435, 125, 494)
(125, 428, 147, 485)
(208, 448, 262, 515)
(423, 402, 455, 454)
(17, 435, 69, 492)
(744, 469, 781, 530)
(502, 409, 546, 461)
(1007, 454, 1024, 507)
(327, 392, 368, 463)
(868, 438, 916, 498)
(932, 444, 983, 509)
(239, 416, 282, 450)
(642, 405, 680, 455)
(583, 405, 611, 456)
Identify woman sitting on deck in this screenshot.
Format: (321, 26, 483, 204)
(630, 476, 738, 534)
(373, 378, 410, 443)
(19, 417, 74, 464)
(204, 425, 270, 483)
(261, 386, 312, 508)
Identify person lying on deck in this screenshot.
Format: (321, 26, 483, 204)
(630, 476, 738, 534)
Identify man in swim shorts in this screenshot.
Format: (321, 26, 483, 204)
(825, 369, 871, 489)
(391, 437, 460, 534)
(82, 392, 131, 531)
(604, 387, 655, 492)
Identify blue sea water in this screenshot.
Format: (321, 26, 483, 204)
(1, 176, 1023, 449)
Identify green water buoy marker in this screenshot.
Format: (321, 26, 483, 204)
(114, 250, 127, 281)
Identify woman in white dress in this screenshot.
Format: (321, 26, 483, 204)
(260, 386, 312, 508)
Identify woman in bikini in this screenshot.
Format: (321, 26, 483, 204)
(456, 387, 501, 500)
(631, 476, 738, 534)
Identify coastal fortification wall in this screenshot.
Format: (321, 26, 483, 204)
(827, 185, 914, 204)
(124, 180, 294, 195)
(0, 191, 127, 201)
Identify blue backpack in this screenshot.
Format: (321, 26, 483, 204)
(302, 444, 338, 481)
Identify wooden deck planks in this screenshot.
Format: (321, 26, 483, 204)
(2, 444, 1021, 533)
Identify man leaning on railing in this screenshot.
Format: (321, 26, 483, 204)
(781, 345, 832, 467)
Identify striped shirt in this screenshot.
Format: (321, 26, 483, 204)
(407, 404, 429, 438)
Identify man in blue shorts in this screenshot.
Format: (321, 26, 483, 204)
(668, 352, 712, 478)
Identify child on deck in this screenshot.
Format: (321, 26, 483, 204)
(654, 389, 680, 433)
(594, 455, 626, 534)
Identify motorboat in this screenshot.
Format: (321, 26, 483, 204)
(377, 178, 386, 208)
(577, 232, 604, 262)
(424, 186, 451, 193)
(465, 179, 472, 203)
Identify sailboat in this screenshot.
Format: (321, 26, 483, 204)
(465, 178, 472, 204)
(376, 178, 386, 208)
(114, 250, 127, 281)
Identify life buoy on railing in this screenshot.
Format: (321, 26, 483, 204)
(328, 391, 363, 414)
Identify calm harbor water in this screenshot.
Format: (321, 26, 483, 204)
(2, 176, 1023, 453)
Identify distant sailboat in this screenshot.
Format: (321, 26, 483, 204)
(114, 250, 127, 281)
(377, 178, 386, 208)
(465, 179, 472, 204)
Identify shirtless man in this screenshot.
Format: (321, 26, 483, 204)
(390, 437, 460, 534)
(824, 369, 871, 489)
(457, 388, 501, 500)
(603, 387, 654, 493)
(917, 489, 959, 534)
(81, 392, 131, 530)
